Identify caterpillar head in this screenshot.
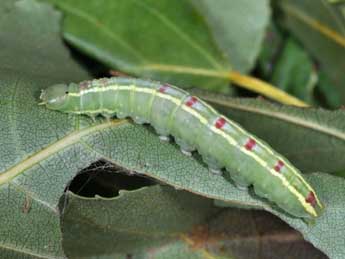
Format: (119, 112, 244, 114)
(40, 83, 79, 111)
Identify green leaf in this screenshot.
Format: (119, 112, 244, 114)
(0, 0, 89, 257)
(327, 0, 345, 4)
(63, 188, 325, 259)
(316, 71, 342, 108)
(192, 0, 271, 73)
(216, 173, 345, 259)
(279, 0, 345, 104)
(196, 92, 345, 174)
(62, 185, 218, 258)
(41, 0, 232, 93)
(271, 38, 317, 104)
(258, 22, 284, 79)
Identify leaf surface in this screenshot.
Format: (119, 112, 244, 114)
(271, 38, 317, 104)
(192, 0, 270, 73)
(62, 185, 327, 259)
(62, 185, 218, 258)
(0, 0, 89, 257)
(42, 0, 232, 93)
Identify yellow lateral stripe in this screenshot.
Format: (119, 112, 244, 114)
(71, 84, 317, 215)
(183, 104, 316, 216)
(210, 124, 317, 216)
(155, 91, 316, 215)
(240, 135, 321, 207)
(181, 106, 208, 125)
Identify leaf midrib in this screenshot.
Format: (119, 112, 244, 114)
(282, 2, 345, 47)
(0, 241, 64, 259)
(0, 120, 128, 186)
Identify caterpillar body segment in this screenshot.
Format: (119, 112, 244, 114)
(40, 77, 323, 220)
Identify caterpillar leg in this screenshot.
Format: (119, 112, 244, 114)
(132, 116, 147, 125)
(202, 154, 222, 175)
(102, 113, 115, 122)
(86, 113, 97, 122)
(226, 168, 250, 190)
(253, 185, 268, 199)
(153, 126, 170, 142)
(209, 168, 222, 175)
(175, 137, 195, 156)
(116, 111, 128, 119)
(159, 135, 170, 142)
(180, 148, 192, 156)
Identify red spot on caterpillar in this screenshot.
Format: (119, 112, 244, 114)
(244, 138, 256, 151)
(158, 85, 169, 93)
(305, 191, 316, 207)
(186, 96, 198, 107)
(274, 160, 285, 173)
(215, 117, 226, 129)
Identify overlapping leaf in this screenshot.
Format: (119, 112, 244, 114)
(63, 189, 327, 259)
(279, 0, 345, 103)
(42, 0, 232, 93)
(192, 0, 270, 73)
(62, 185, 218, 258)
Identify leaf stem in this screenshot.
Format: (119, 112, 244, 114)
(228, 71, 308, 107)
(140, 64, 308, 107)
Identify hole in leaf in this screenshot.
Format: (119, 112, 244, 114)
(67, 159, 156, 198)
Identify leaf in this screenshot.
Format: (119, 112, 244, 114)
(191, 0, 270, 73)
(0, 0, 89, 257)
(317, 71, 342, 108)
(279, 0, 345, 104)
(62, 185, 218, 258)
(271, 38, 317, 104)
(195, 92, 345, 174)
(41, 0, 231, 93)
(216, 173, 345, 259)
(63, 189, 326, 259)
(258, 22, 285, 79)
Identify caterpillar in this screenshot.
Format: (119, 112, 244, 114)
(40, 77, 323, 220)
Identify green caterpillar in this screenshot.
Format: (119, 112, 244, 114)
(40, 77, 323, 220)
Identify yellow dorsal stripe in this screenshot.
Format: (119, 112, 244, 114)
(70, 84, 317, 216)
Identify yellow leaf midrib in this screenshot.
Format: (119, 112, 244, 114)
(0, 120, 127, 186)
